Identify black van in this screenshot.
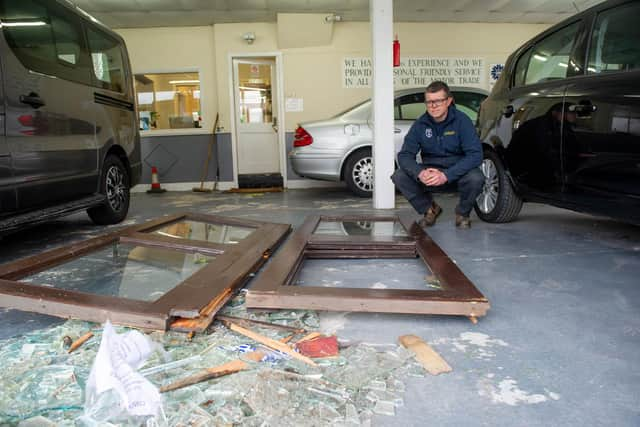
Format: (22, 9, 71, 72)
(475, 0, 640, 225)
(0, 0, 141, 234)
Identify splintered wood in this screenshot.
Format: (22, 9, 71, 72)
(223, 320, 317, 366)
(399, 334, 452, 375)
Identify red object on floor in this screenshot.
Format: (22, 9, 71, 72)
(295, 335, 339, 358)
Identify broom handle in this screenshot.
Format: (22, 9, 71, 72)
(198, 113, 220, 189)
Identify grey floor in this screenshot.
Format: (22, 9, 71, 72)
(1, 187, 639, 426)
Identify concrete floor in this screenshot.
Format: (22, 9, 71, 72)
(1, 187, 639, 426)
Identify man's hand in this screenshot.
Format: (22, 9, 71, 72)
(418, 168, 448, 186)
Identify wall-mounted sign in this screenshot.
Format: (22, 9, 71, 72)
(489, 63, 505, 90)
(285, 97, 304, 112)
(343, 57, 486, 89)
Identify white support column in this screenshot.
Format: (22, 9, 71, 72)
(370, 0, 395, 209)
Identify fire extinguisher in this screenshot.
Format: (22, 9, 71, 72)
(393, 36, 400, 67)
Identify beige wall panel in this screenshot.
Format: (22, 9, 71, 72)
(120, 21, 550, 133)
(116, 26, 218, 132)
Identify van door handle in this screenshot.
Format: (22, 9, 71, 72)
(502, 105, 514, 117)
(394, 127, 402, 133)
(20, 93, 45, 109)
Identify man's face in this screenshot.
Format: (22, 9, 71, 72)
(425, 89, 453, 122)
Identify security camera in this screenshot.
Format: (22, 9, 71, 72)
(243, 32, 256, 44)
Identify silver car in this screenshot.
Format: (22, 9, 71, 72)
(290, 87, 488, 197)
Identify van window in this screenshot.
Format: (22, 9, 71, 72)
(87, 26, 126, 93)
(0, 0, 92, 85)
(0, 0, 57, 75)
(523, 22, 581, 85)
(587, 2, 640, 74)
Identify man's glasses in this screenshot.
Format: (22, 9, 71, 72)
(425, 97, 449, 107)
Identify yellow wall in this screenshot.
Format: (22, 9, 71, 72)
(116, 26, 217, 132)
(118, 21, 549, 133)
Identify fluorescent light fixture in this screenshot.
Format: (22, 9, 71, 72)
(168, 79, 200, 84)
(1, 20, 47, 27)
(558, 62, 568, 68)
(533, 54, 548, 62)
(529, 92, 540, 96)
(239, 86, 267, 91)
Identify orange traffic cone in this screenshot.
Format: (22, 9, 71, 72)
(147, 166, 166, 193)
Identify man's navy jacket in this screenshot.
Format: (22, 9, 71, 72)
(397, 105, 482, 183)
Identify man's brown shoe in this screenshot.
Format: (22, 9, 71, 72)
(419, 202, 442, 227)
(455, 214, 471, 229)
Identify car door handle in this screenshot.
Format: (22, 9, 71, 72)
(502, 105, 514, 117)
(20, 92, 45, 109)
(394, 128, 402, 133)
(568, 103, 597, 115)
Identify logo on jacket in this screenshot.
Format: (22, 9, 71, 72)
(425, 128, 433, 138)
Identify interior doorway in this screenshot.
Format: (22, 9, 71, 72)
(232, 57, 282, 188)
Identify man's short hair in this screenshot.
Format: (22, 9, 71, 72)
(425, 81, 451, 98)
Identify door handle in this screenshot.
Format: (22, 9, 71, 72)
(394, 128, 402, 134)
(20, 92, 45, 109)
(272, 116, 278, 133)
(502, 105, 514, 118)
(568, 102, 597, 115)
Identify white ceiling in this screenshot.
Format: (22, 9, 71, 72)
(71, 0, 606, 28)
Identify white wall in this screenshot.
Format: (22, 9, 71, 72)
(116, 26, 218, 133)
(118, 21, 550, 134)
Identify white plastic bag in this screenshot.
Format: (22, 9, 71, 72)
(80, 320, 165, 425)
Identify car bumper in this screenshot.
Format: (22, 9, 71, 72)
(289, 152, 342, 181)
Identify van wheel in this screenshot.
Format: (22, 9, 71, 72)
(88, 155, 130, 225)
(345, 148, 373, 197)
(474, 149, 522, 223)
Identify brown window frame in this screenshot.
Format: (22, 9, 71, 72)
(0, 213, 290, 331)
(246, 214, 490, 319)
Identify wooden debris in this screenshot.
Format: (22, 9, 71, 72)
(216, 314, 306, 334)
(296, 331, 322, 343)
(67, 332, 94, 353)
(161, 333, 294, 393)
(223, 320, 316, 366)
(398, 334, 452, 375)
(160, 359, 248, 393)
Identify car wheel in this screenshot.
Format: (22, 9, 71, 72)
(345, 148, 373, 197)
(87, 155, 130, 225)
(474, 149, 522, 223)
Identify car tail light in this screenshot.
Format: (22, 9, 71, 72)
(294, 126, 313, 147)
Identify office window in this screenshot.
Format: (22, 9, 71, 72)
(135, 72, 202, 130)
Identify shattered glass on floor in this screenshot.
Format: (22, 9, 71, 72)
(0, 292, 425, 426)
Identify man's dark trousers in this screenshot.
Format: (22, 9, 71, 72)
(391, 167, 485, 216)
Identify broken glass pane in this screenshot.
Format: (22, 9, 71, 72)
(151, 220, 254, 244)
(22, 242, 214, 302)
(313, 220, 407, 237)
(294, 258, 440, 291)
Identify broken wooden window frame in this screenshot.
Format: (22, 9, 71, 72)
(246, 214, 490, 320)
(0, 212, 290, 331)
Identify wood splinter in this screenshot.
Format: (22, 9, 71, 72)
(160, 359, 248, 393)
(67, 332, 94, 354)
(399, 334, 452, 375)
(223, 320, 317, 366)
